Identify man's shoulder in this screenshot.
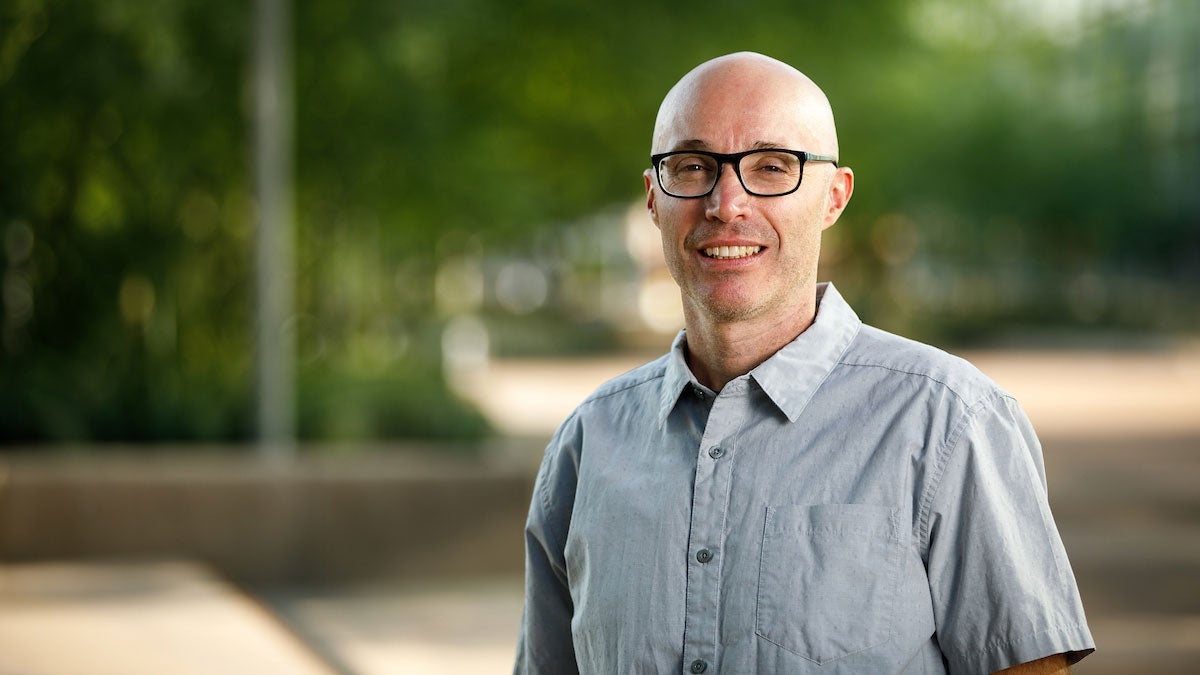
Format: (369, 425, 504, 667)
(840, 324, 1006, 407)
(541, 354, 670, 457)
(579, 352, 672, 408)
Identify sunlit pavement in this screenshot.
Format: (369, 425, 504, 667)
(1, 346, 1198, 674)
(0, 561, 335, 675)
(0, 562, 524, 675)
(261, 578, 524, 675)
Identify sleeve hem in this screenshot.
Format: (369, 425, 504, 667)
(952, 623, 1096, 674)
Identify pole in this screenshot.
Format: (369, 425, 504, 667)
(253, 0, 295, 460)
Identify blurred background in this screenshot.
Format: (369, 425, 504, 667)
(0, 0, 1197, 673)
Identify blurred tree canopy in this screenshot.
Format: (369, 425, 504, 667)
(1, 0, 1197, 443)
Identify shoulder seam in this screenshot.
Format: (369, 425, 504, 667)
(838, 358, 980, 406)
(579, 362, 667, 407)
(915, 389, 1015, 557)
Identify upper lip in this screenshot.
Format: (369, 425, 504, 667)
(696, 239, 764, 250)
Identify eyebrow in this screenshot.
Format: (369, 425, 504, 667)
(671, 139, 791, 151)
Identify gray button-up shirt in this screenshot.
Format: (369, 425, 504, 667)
(516, 283, 1094, 674)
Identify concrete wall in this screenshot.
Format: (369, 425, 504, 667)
(0, 447, 539, 585)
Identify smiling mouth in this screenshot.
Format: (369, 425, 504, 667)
(703, 245, 762, 259)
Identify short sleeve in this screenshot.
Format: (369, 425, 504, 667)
(924, 393, 1095, 673)
(513, 413, 582, 675)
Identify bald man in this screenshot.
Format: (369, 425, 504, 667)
(515, 53, 1094, 675)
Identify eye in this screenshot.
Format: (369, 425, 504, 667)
(746, 152, 799, 176)
(666, 154, 715, 176)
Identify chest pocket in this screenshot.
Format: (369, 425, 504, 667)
(756, 503, 904, 664)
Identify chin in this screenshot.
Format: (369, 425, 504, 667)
(698, 297, 766, 323)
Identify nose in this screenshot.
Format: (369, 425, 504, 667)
(705, 161, 749, 222)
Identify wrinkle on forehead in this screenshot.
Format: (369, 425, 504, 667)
(651, 52, 839, 157)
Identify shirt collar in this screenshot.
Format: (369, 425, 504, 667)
(751, 282, 861, 422)
(658, 330, 697, 427)
(656, 282, 862, 426)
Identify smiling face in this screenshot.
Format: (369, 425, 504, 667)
(644, 53, 853, 328)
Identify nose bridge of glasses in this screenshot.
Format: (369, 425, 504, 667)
(713, 155, 748, 193)
(708, 155, 752, 201)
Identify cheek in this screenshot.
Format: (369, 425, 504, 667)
(772, 199, 826, 249)
(655, 204, 692, 243)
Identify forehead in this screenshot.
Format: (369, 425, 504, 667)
(655, 70, 813, 152)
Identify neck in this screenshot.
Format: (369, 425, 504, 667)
(682, 297, 819, 392)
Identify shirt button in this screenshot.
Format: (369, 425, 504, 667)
(690, 659, 708, 673)
(696, 548, 713, 564)
(708, 446, 724, 459)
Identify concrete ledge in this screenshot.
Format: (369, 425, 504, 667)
(0, 446, 540, 585)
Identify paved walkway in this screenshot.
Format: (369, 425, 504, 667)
(262, 578, 523, 675)
(0, 561, 522, 675)
(0, 561, 334, 675)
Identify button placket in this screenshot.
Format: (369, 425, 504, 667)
(683, 388, 742, 675)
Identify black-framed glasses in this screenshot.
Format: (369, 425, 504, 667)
(650, 148, 838, 198)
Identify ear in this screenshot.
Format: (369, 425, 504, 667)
(822, 166, 854, 231)
(644, 169, 661, 229)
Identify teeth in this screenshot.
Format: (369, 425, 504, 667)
(704, 245, 761, 259)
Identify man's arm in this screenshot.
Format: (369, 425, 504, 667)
(994, 652, 1070, 674)
(514, 522, 577, 674)
(924, 393, 1095, 672)
(513, 416, 582, 675)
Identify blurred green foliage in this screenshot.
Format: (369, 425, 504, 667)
(1, 0, 1197, 443)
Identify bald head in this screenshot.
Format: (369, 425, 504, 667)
(651, 52, 840, 159)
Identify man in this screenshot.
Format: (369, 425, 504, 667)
(515, 52, 1094, 674)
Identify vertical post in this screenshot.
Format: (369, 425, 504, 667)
(254, 0, 295, 460)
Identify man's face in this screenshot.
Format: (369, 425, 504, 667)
(644, 60, 847, 327)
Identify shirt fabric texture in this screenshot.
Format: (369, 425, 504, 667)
(515, 283, 1095, 674)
